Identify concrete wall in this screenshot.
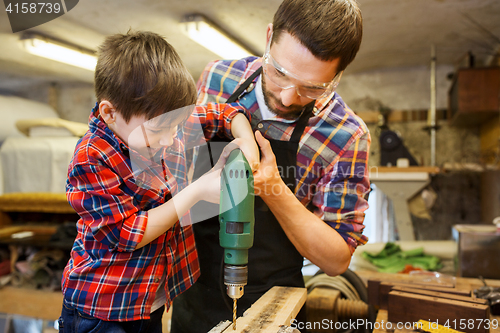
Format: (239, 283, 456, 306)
(56, 83, 96, 123)
(333, 65, 483, 168)
(337, 65, 455, 112)
(2, 81, 95, 123)
(366, 121, 481, 168)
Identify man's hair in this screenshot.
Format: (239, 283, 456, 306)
(272, 0, 363, 72)
(95, 31, 197, 123)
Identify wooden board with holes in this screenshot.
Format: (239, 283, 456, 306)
(387, 291, 490, 333)
(209, 286, 307, 333)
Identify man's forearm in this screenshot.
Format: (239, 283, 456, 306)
(260, 180, 352, 276)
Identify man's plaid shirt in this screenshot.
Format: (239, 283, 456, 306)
(62, 103, 243, 321)
(197, 57, 371, 252)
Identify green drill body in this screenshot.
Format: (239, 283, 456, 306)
(219, 149, 255, 267)
(219, 149, 255, 329)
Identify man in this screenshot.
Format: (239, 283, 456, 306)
(171, 0, 370, 331)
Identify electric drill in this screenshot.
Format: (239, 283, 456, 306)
(219, 149, 254, 330)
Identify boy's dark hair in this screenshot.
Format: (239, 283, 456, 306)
(272, 0, 363, 72)
(95, 31, 197, 123)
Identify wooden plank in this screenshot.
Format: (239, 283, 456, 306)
(379, 281, 471, 310)
(208, 321, 232, 333)
(391, 286, 487, 305)
(368, 279, 381, 306)
(0, 211, 12, 226)
(373, 309, 388, 333)
(0, 193, 74, 213)
(373, 309, 500, 333)
(215, 286, 307, 333)
(358, 270, 500, 290)
(375, 166, 441, 174)
(0, 286, 63, 320)
(387, 291, 490, 333)
(357, 272, 500, 333)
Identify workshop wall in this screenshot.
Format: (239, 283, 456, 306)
(412, 171, 482, 240)
(56, 83, 95, 123)
(338, 65, 454, 112)
(9, 81, 95, 123)
(366, 120, 481, 168)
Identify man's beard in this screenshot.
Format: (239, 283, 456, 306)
(261, 75, 305, 120)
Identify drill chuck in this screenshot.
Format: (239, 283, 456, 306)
(224, 264, 247, 299)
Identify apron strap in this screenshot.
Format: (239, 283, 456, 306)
(226, 67, 263, 103)
(204, 67, 263, 168)
(289, 101, 314, 143)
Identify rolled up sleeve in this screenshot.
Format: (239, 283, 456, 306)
(188, 102, 250, 141)
(314, 130, 371, 253)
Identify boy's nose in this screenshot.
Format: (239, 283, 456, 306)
(280, 86, 301, 106)
(159, 133, 174, 146)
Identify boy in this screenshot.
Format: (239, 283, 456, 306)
(58, 31, 258, 333)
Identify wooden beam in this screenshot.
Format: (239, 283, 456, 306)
(378, 281, 470, 310)
(390, 286, 487, 305)
(209, 286, 307, 333)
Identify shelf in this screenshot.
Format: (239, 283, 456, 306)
(448, 67, 500, 127)
(0, 193, 74, 214)
(0, 286, 62, 321)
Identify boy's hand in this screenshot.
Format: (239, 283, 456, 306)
(193, 141, 242, 204)
(231, 137, 260, 173)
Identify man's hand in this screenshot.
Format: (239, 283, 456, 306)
(253, 131, 287, 198)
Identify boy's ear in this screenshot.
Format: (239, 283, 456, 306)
(99, 100, 117, 125)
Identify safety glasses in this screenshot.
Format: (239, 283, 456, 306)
(262, 36, 343, 99)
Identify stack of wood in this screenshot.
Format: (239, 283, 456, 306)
(368, 278, 490, 333)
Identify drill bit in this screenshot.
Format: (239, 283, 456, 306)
(233, 298, 237, 330)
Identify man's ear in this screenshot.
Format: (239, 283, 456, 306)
(99, 100, 117, 125)
(266, 23, 273, 46)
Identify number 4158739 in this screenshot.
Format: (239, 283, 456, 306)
(443, 319, 499, 330)
(5, 2, 61, 14)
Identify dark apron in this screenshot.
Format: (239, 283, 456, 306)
(171, 68, 312, 333)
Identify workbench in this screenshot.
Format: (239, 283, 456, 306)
(355, 271, 500, 333)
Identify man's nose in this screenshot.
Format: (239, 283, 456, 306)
(280, 86, 301, 106)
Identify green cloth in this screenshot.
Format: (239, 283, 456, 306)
(361, 242, 441, 273)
